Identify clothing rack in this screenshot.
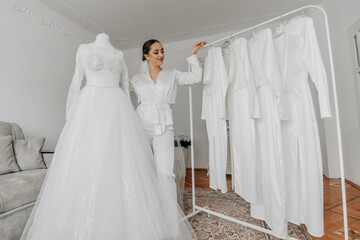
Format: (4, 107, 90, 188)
(185, 5, 349, 240)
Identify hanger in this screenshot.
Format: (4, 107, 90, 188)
(279, 14, 285, 30)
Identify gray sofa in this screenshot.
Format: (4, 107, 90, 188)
(0, 121, 53, 240)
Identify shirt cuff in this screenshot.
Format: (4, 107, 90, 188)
(186, 55, 200, 66)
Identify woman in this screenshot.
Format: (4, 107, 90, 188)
(21, 33, 195, 240)
(130, 40, 206, 198)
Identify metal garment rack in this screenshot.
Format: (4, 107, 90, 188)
(184, 5, 349, 240)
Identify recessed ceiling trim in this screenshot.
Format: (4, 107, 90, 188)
(41, 0, 318, 49)
(157, 0, 309, 40)
(3, 0, 87, 44)
(53, 0, 137, 46)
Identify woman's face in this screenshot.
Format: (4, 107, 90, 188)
(145, 42, 164, 67)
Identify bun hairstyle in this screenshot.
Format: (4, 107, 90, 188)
(142, 39, 160, 61)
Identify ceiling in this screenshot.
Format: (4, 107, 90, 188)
(40, 0, 319, 49)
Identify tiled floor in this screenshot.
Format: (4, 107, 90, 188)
(185, 169, 360, 240)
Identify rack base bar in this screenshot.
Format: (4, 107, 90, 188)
(184, 209, 203, 220)
(194, 205, 298, 240)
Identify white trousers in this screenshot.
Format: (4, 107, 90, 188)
(146, 129, 177, 200)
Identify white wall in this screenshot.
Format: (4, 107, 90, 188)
(0, 0, 95, 151)
(321, 0, 360, 184)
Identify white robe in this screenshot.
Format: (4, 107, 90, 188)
(249, 28, 287, 239)
(130, 55, 202, 135)
(202, 47, 229, 193)
(273, 15, 331, 237)
(227, 38, 260, 203)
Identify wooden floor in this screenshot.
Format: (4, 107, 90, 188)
(185, 169, 360, 240)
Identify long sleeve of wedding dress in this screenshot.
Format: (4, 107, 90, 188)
(120, 58, 130, 98)
(65, 45, 85, 121)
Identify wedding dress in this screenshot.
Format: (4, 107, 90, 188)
(21, 34, 194, 240)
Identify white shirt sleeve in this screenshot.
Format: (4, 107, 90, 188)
(242, 41, 260, 119)
(175, 55, 202, 86)
(302, 18, 332, 118)
(263, 29, 287, 120)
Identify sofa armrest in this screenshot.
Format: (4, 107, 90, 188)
(42, 152, 54, 168)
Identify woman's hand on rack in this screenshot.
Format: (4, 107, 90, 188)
(190, 41, 207, 56)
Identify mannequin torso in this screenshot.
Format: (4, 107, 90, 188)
(92, 33, 119, 53)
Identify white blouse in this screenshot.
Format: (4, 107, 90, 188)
(130, 55, 202, 135)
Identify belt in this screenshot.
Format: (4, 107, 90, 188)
(140, 101, 173, 134)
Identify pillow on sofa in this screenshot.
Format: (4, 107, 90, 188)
(13, 138, 46, 170)
(0, 135, 20, 174)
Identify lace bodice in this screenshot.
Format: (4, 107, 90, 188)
(66, 43, 129, 120)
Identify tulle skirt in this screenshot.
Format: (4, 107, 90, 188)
(21, 86, 195, 240)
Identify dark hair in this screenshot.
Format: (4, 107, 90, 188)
(142, 39, 160, 61)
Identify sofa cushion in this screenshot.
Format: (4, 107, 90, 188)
(0, 121, 25, 140)
(13, 138, 46, 171)
(0, 169, 46, 214)
(0, 136, 20, 175)
(42, 153, 54, 168)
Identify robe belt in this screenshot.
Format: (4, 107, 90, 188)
(140, 101, 173, 134)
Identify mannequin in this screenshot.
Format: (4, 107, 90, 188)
(93, 33, 117, 51)
(21, 33, 195, 240)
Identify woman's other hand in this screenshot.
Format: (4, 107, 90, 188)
(190, 41, 207, 56)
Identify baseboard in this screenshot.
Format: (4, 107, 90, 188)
(345, 179, 360, 191)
